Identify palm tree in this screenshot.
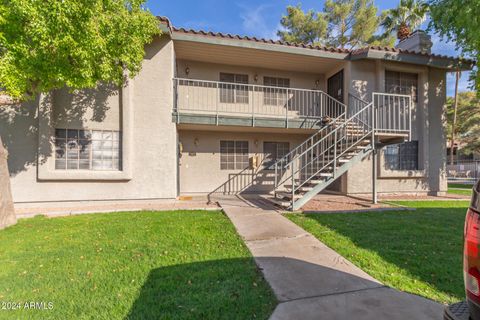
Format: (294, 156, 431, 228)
(381, 0, 428, 41)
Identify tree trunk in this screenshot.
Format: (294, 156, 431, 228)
(450, 71, 460, 165)
(0, 135, 16, 230)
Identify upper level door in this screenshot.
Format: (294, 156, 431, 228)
(327, 70, 344, 103)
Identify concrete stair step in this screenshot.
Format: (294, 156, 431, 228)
(276, 191, 304, 200)
(264, 196, 291, 208)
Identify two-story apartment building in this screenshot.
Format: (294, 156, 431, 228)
(0, 17, 474, 209)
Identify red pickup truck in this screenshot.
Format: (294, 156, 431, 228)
(445, 180, 480, 320)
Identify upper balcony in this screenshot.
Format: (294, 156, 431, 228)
(172, 78, 345, 130)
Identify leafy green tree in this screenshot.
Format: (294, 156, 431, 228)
(0, 0, 160, 100)
(429, 0, 480, 92)
(324, 0, 382, 48)
(446, 91, 480, 157)
(277, 5, 327, 46)
(0, 0, 159, 225)
(278, 1, 392, 49)
(381, 0, 429, 41)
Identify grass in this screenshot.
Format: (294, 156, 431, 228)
(0, 211, 276, 320)
(286, 200, 471, 304)
(448, 183, 474, 196)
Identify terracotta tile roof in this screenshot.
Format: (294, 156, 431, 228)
(352, 46, 475, 65)
(157, 16, 475, 66)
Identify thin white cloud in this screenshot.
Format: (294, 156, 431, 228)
(238, 3, 279, 40)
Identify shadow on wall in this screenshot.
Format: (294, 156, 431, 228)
(0, 83, 118, 177)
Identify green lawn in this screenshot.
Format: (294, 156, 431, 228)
(287, 200, 470, 304)
(448, 183, 474, 196)
(0, 211, 276, 320)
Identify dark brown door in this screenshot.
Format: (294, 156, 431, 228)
(327, 70, 344, 103)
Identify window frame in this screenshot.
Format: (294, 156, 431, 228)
(55, 128, 122, 171)
(263, 141, 290, 169)
(219, 73, 249, 104)
(385, 70, 418, 103)
(220, 140, 249, 170)
(384, 140, 419, 171)
(263, 76, 290, 106)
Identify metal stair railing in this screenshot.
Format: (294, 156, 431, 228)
(273, 110, 346, 188)
(286, 102, 374, 207)
(273, 92, 412, 210)
(274, 93, 367, 193)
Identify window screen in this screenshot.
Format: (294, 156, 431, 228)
(55, 129, 121, 171)
(263, 142, 290, 169)
(220, 140, 249, 170)
(219, 73, 249, 104)
(264, 77, 290, 106)
(384, 141, 418, 170)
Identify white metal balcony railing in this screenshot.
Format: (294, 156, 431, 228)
(173, 78, 345, 122)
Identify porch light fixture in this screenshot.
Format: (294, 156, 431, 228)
(185, 66, 190, 76)
(315, 80, 320, 87)
(194, 138, 199, 146)
(254, 139, 259, 146)
(254, 74, 259, 82)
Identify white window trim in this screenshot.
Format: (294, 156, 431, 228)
(37, 84, 133, 181)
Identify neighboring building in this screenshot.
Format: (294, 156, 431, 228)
(0, 18, 474, 209)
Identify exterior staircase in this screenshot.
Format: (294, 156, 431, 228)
(270, 93, 412, 211)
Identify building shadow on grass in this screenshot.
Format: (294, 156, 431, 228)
(300, 205, 468, 302)
(125, 257, 442, 320)
(125, 257, 275, 320)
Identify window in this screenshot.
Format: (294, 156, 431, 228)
(55, 129, 121, 171)
(263, 76, 290, 105)
(263, 142, 290, 169)
(219, 73, 249, 104)
(385, 71, 418, 102)
(220, 141, 249, 170)
(384, 141, 418, 170)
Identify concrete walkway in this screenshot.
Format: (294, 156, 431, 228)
(217, 195, 443, 320)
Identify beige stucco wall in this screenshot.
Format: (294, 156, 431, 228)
(345, 60, 447, 195)
(0, 33, 450, 202)
(176, 60, 326, 91)
(178, 129, 309, 194)
(1, 35, 178, 203)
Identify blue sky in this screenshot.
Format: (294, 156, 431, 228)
(146, 0, 472, 96)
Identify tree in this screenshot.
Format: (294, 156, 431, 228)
(278, 1, 392, 49)
(0, 0, 160, 100)
(446, 91, 480, 158)
(450, 71, 460, 165)
(429, 0, 480, 92)
(277, 5, 327, 46)
(381, 0, 429, 41)
(324, 0, 381, 49)
(0, 0, 160, 227)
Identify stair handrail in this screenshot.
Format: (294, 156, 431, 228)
(274, 101, 373, 192)
(291, 102, 373, 193)
(275, 94, 368, 175)
(274, 111, 346, 167)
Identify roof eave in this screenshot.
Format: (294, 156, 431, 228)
(171, 31, 350, 61)
(351, 49, 475, 71)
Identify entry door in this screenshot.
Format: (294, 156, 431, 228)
(327, 70, 344, 104)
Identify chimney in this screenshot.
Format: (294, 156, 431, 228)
(396, 30, 433, 54)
